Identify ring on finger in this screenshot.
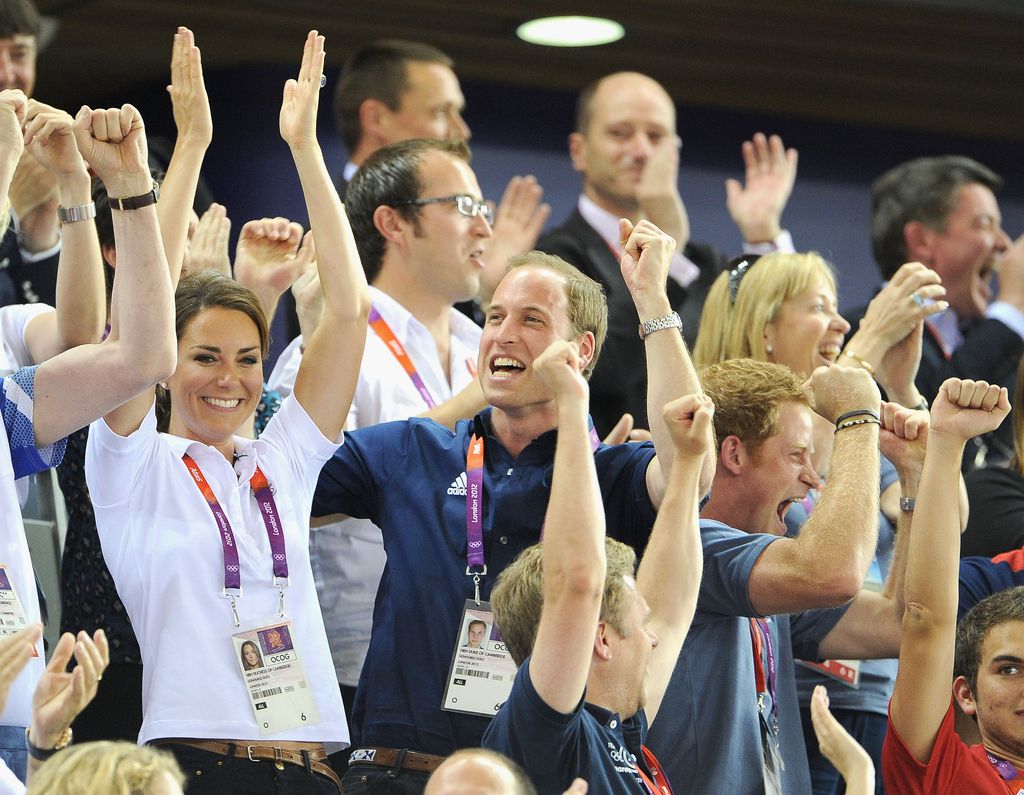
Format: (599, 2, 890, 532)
(911, 293, 925, 307)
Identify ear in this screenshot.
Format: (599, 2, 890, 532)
(762, 321, 778, 361)
(719, 435, 745, 476)
(575, 331, 596, 373)
(569, 132, 587, 174)
(372, 204, 408, 245)
(593, 622, 613, 662)
(358, 98, 391, 147)
(101, 242, 117, 269)
(903, 221, 937, 266)
(953, 675, 978, 718)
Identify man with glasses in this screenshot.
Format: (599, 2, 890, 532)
(274, 138, 492, 782)
(537, 71, 798, 436)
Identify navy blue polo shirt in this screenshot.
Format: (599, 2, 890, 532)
(959, 550, 1024, 622)
(646, 519, 847, 794)
(313, 408, 657, 754)
(483, 655, 653, 795)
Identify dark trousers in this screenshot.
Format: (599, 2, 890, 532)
(72, 662, 144, 742)
(165, 744, 341, 794)
(800, 706, 888, 795)
(341, 763, 431, 794)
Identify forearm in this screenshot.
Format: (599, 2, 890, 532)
(904, 433, 965, 622)
(637, 456, 703, 630)
(290, 146, 368, 324)
(17, 198, 60, 252)
(797, 426, 880, 596)
(54, 171, 105, 348)
(639, 195, 689, 253)
(642, 298, 712, 495)
(109, 204, 176, 378)
(419, 379, 486, 430)
(156, 138, 207, 286)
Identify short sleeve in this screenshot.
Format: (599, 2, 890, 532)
(595, 441, 657, 550)
(1, 366, 66, 478)
(789, 605, 848, 661)
(694, 521, 775, 620)
(85, 402, 159, 508)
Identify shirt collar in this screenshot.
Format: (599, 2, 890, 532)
(577, 194, 623, 254)
(343, 161, 359, 182)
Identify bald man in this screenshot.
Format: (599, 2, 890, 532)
(537, 71, 797, 436)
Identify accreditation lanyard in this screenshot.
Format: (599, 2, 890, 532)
(368, 304, 437, 408)
(635, 744, 675, 795)
(464, 426, 602, 604)
(182, 453, 289, 627)
(749, 617, 779, 733)
(986, 752, 1024, 793)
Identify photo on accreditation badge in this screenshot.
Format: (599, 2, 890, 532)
(240, 639, 265, 671)
(0, 568, 11, 591)
(462, 616, 490, 650)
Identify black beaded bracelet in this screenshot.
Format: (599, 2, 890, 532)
(834, 408, 880, 428)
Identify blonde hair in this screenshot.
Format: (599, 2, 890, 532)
(693, 252, 838, 367)
(27, 741, 185, 795)
(491, 537, 637, 666)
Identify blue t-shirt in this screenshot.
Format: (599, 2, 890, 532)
(645, 519, 846, 794)
(483, 656, 652, 795)
(313, 409, 657, 754)
(790, 454, 900, 716)
(959, 550, 1024, 622)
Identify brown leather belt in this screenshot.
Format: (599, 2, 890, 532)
(348, 746, 446, 774)
(155, 739, 342, 791)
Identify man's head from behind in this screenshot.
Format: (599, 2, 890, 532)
(425, 749, 536, 795)
(569, 71, 677, 215)
(954, 586, 1024, 751)
(334, 39, 468, 160)
(0, 0, 38, 96)
(346, 137, 488, 300)
(700, 359, 817, 535)
(492, 538, 645, 706)
(871, 155, 1009, 320)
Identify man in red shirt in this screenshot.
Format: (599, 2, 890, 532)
(882, 377, 1014, 793)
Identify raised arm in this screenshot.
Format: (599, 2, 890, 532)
(817, 401, 928, 661)
(21, 100, 104, 361)
(157, 27, 213, 286)
(617, 219, 713, 506)
(284, 31, 370, 439)
(636, 134, 689, 253)
(528, 340, 605, 714)
(33, 103, 177, 444)
(748, 365, 881, 615)
(889, 379, 1008, 763)
(725, 132, 798, 245)
(233, 217, 313, 325)
(638, 393, 712, 723)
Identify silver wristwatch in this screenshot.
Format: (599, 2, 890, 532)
(638, 312, 682, 339)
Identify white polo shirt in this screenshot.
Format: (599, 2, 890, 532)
(0, 304, 51, 376)
(277, 286, 481, 685)
(85, 395, 349, 750)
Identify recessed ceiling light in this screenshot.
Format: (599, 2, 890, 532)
(516, 16, 625, 47)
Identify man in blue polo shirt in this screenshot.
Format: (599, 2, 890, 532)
(646, 358, 916, 794)
(313, 218, 709, 793)
(481, 336, 711, 794)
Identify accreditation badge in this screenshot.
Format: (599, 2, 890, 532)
(232, 620, 319, 735)
(442, 600, 518, 717)
(0, 565, 37, 657)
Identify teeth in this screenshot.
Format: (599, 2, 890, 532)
(204, 397, 242, 408)
(820, 346, 841, 358)
(493, 357, 524, 369)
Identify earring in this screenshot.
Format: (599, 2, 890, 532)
(765, 345, 774, 355)
(159, 382, 168, 389)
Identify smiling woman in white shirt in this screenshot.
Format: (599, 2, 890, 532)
(83, 32, 369, 795)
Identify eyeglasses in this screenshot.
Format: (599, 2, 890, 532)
(393, 194, 494, 225)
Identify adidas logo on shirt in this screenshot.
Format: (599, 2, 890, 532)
(447, 472, 468, 496)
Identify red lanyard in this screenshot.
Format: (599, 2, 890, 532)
(749, 618, 778, 731)
(368, 305, 438, 408)
(182, 453, 289, 627)
(635, 745, 675, 795)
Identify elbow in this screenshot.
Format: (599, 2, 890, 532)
(552, 562, 606, 606)
(135, 331, 178, 386)
(817, 570, 863, 607)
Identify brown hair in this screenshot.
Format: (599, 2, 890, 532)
(699, 358, 808, 456)
(955, 585, 1024, 696)
(503, 252, 608, 380)
(491, 537, 637, 667)
(156, 271, 269, 432)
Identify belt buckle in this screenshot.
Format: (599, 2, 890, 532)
(246, 745, 260, 763)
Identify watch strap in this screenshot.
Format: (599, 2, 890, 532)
(110, 180, 160, 211)
(638, 312, 682, 340)
(57, 202, 97, 224)
(25, 725, 72, 760)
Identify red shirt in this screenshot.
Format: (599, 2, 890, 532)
(883, 701, 1024, 794)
